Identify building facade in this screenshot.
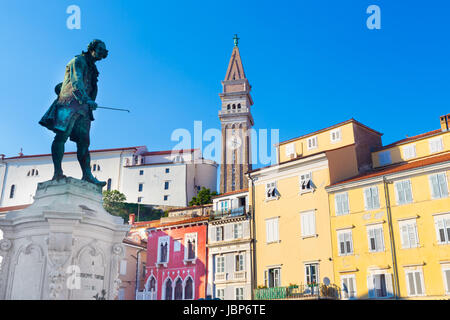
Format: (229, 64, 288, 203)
(207, 189, 252, 300)
(141, 216, 209, 300)
(249, 119, 383, 299)
(0, 147, 217, 208)
(327, 114, 450, 300)
(117, 238, 147, 300)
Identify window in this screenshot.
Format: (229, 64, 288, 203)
(330, 128, 342, 143)
(216, 256, 225, 273)
(265, 267, 281, 288)
(216, 288, 225, 300)
(107, 178, 112, 191)
(220, 200, 228, 213)
(265, 182, 278, 200)
(299, 172, 314, 193)
(442, 267, 450, 295)
(174, 278, 183, 300)
(137, 197, 143, 203)
(215, 226, 224, 241)
(157, 236, 170, 264)
(305, 264, 319, 287)
(27, 169, 39, 177)
(265, 217, 279, 243)
(341, 275, 357, 299)
(378, 151, 392, 166)
(307, 136, 318, 150)
(399, 219, 419, 249)
(164, 195, 169, 201)
(174, 239, 181, 252)
(402, 144, 416, 160)
(367, 225, 385, 252)
(118, 288, 125, 300)
(434, 214, 450, 244)
(9, 185, 15, 199)
(335, 192, 349, 216)
(368, 273, 393, 298)
(164, 278, 173, 300)
(164, 181, 170, 190)
(139, 170, 144, 175)
(300, 210, 316, 237)
(429, 173, 449, 199)
(429, 137, 444, 154)
(235, 287, 244, 300)
(337, 230, 353, 255)
(184, 277, 193, 300)
(165, 168, 170, 173)
(233, 223, 243, 239)
(405, 270, 425, 296)
(119, 260, 127, 275)
(395, 180, 413, 205)
(184, 233, 197, 260)
(364, 186, 380, 210)
(138, 183, 143, 192)
(285, 143, 296, 158)
(235, 254, 244, 272)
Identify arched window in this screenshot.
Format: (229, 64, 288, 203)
(232, 104, 236, 109)
(227, 104, 231, 110)
(107, 179, 112, 191)
(174, 278, 183, 300)
(97, 165, 101, 171)
(164, 278, 173, 300)
(9, 185, 15, 199)
(27, 171, 30, 177)
(35, 169, 38, 176)
(184, 277, 193, 300)
(238, 103, 241, 109)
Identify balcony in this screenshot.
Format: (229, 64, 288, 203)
(253, 283, 341, 300)
(215, 273, 227, 282)
(136, 291, 156, 300)
(210, 207, 247, 220)
(234, 271, 246, 281)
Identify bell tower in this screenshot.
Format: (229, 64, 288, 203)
(219, 35, 254, 194)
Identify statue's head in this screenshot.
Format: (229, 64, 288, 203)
(86, 39, 108, 61)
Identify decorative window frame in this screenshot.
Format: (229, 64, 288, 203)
(398, 219, 420, 249)
(341, 274, 357, 300)
(404, 267, 426, 297)
(156, 235, 170, 266)
(337, 229, 354, 256)
(366, 224, 385, 253)
(183, 232, 198, 264)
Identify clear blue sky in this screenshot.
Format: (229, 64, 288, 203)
(1, 1, 449, 167)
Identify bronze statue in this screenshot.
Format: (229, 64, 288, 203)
(39, 39, 108, 187)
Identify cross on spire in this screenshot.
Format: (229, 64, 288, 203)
(233, 34, 240, 47)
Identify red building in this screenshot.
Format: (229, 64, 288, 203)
(142, 216, 209, 300)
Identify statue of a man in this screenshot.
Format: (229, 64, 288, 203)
(39, 39, 108, 187)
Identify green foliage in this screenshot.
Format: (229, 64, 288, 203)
(188, 187, 218, 206)
(102, 190, 164, 223)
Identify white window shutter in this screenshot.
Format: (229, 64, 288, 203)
(405, 180, 413, 203)
(373, 187, 380, 208)
(400, 225, 408, 248)
(430, 174, 440, 198)
(385, 273, 394, 297)
(338, 233, 345, 254)
(438, 173, 449, 197)
(367, 275, 375, 298)
(364, 188, 371, 210)
(274, 219, 279, 241)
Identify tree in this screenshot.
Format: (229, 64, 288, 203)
(103, 190, 127, 216)
(188, 187, 218, 206)
(103, 190, 165, 223)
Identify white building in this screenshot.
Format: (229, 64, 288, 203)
(207, 189, 253, 300)
(0, 146, 217, 208)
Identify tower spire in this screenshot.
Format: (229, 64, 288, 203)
(218, 37, 254, 194)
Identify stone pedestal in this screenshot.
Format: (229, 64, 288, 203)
(0, 177, 130, 300)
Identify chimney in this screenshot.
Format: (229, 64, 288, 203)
(440, 114, 450, 131)
(129, 213, 136, 225)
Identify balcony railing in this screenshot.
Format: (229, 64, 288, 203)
(210, 207, 247, 220)
(254, 283, 341, 300)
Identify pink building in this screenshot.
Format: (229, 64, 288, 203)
(142, 216, 209, 300)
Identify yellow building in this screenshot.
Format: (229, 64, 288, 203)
(326, 114, 450, 299)
(248, 119, 383, 299)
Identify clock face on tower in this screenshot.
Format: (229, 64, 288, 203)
(227, 135, 242, 150)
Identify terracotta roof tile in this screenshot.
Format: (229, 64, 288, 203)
(212, 189, 248, 199)
(0, 204, 30, 213)
(149, 216, 209, 229)
(330, 152, 450, 187)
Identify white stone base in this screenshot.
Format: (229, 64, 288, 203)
(0, 177, 130, 300)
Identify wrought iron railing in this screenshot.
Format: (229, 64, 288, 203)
(210, 207, 247, 220)
(254, 283, 341, 300)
